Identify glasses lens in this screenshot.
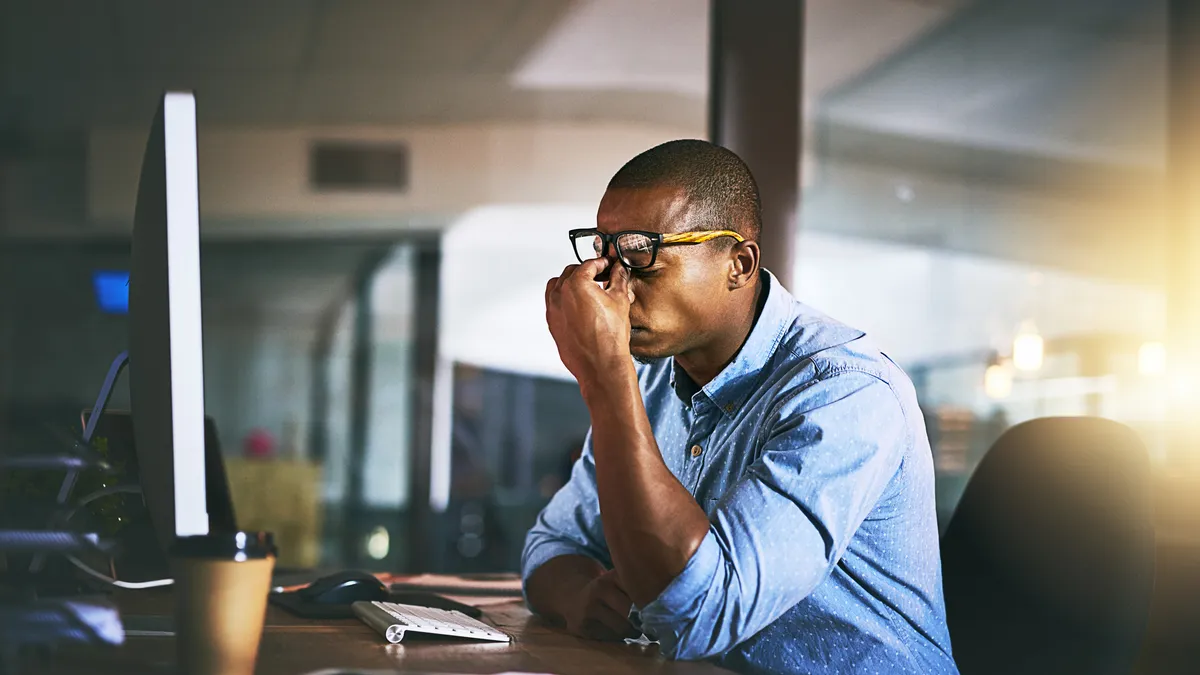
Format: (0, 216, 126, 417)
(617, 233, 655, 268)
(572, 233, 604, 262)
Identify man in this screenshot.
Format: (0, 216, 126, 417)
(523, 139, 958, 674)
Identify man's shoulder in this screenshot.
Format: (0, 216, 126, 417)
(766, 302, 924, 424)
(776, 302, 898, 383)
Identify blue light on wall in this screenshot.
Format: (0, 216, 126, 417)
(92, 271, 130, 315)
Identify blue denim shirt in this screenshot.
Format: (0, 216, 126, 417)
(523, 271, 958, 675)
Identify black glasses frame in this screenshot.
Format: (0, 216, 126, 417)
(569, 229, 663, 270)
(568, 228, 746, 270)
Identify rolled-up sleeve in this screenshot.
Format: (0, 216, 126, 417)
(521, 429, 611, 597)
(638, 373, 908, 660)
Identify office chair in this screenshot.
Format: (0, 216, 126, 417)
(940, 417, 1155, 675)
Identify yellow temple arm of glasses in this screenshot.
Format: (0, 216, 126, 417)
(661, 229, 746, 244)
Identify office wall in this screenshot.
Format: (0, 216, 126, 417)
(202, 300, 317, 460)
(0, 240, 391, 468)
(0, 244, 133, 418)
(83, 123, 696, 231)
(2, 148, 87, 233)
(803, 150, 1166, 285)
(363, 248, 416, 509)
(436, 203, 1164, 382)
(794, 232, 1165, 373)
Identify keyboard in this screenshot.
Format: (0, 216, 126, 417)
(351, 601, 511, 644)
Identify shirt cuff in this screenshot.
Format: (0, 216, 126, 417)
(637, 529, 721, 645)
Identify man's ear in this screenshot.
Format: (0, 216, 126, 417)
(728, 240, 760, 290)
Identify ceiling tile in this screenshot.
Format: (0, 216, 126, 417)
(309, 0, 563, 74)
(112, 0, 317, 72)
(2, 0, 120, 78)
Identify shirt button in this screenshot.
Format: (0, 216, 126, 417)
(690, 445, 702, 458)
(723, 403, 735, 413)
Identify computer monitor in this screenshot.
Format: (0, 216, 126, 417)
(128, 92, 210, 548)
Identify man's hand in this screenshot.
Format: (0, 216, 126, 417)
(545, 257, 636, 383)
(562, 569, 641, 642)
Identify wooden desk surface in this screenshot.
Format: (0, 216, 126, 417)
(43, 590, 734, 675)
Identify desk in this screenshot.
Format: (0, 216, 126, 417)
(44, 590, 734, 675)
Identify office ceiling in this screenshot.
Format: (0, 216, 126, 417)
(810, 0, 1168, 285)
(822, 0, 1165, 168)
(0, 0, 955, 134)
(0, 0, 1161, 174)
(0, 0, 1172, 284)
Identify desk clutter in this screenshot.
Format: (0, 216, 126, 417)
(270, 570, 521, 643)
(0, 414, 128, 657)
(352, 600, 511, 644)
(269, 569, 523, 619)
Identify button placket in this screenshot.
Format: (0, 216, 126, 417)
(684, 404, 719, 493)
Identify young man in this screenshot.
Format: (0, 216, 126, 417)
(523, 140, 958, 674)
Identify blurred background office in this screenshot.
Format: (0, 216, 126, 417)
(1, 0, 1198, 624)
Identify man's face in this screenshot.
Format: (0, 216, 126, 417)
(596, 185, 736, 360)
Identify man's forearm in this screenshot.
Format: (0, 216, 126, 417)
(582, 361, 711, 606)
(526, 554, 607, 623)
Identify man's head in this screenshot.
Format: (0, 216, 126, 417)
(595, 139, 762, 361)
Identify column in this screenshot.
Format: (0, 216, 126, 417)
(709, 0, 804, 290)
(406, 240, 442, 571)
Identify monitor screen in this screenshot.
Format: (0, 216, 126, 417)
(92, 270, 130, 314)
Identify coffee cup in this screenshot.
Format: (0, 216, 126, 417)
(171, 531, 276, 675)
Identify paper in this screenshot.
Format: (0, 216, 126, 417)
(381, 572, 523, 594)
(382, 573, 523, 609)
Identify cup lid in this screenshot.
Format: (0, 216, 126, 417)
(170, 531, 276, 560)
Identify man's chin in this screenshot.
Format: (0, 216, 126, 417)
(629, 329, 671, 363)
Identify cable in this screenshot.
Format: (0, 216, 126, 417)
(63, 485, 174, 590)
(66, 555, 173, 589)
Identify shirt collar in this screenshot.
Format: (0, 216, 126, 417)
(669, 269, 795, 417)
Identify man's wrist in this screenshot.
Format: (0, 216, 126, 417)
(577, 356, 638, 406)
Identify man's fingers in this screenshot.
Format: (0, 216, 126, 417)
(552, 258, 617, 295)
(605, 263, 633, 303)
(574, 256, 611, 282)
(552, 263, 583, 294)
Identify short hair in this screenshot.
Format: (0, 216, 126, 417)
(607, 139, 762, 241)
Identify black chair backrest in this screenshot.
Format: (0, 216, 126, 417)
(940, 417, 1155, 675)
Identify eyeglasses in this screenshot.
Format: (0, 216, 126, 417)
(568, 228, 746, 270)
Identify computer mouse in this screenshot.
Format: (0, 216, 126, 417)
(298, 570, 389, 604)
